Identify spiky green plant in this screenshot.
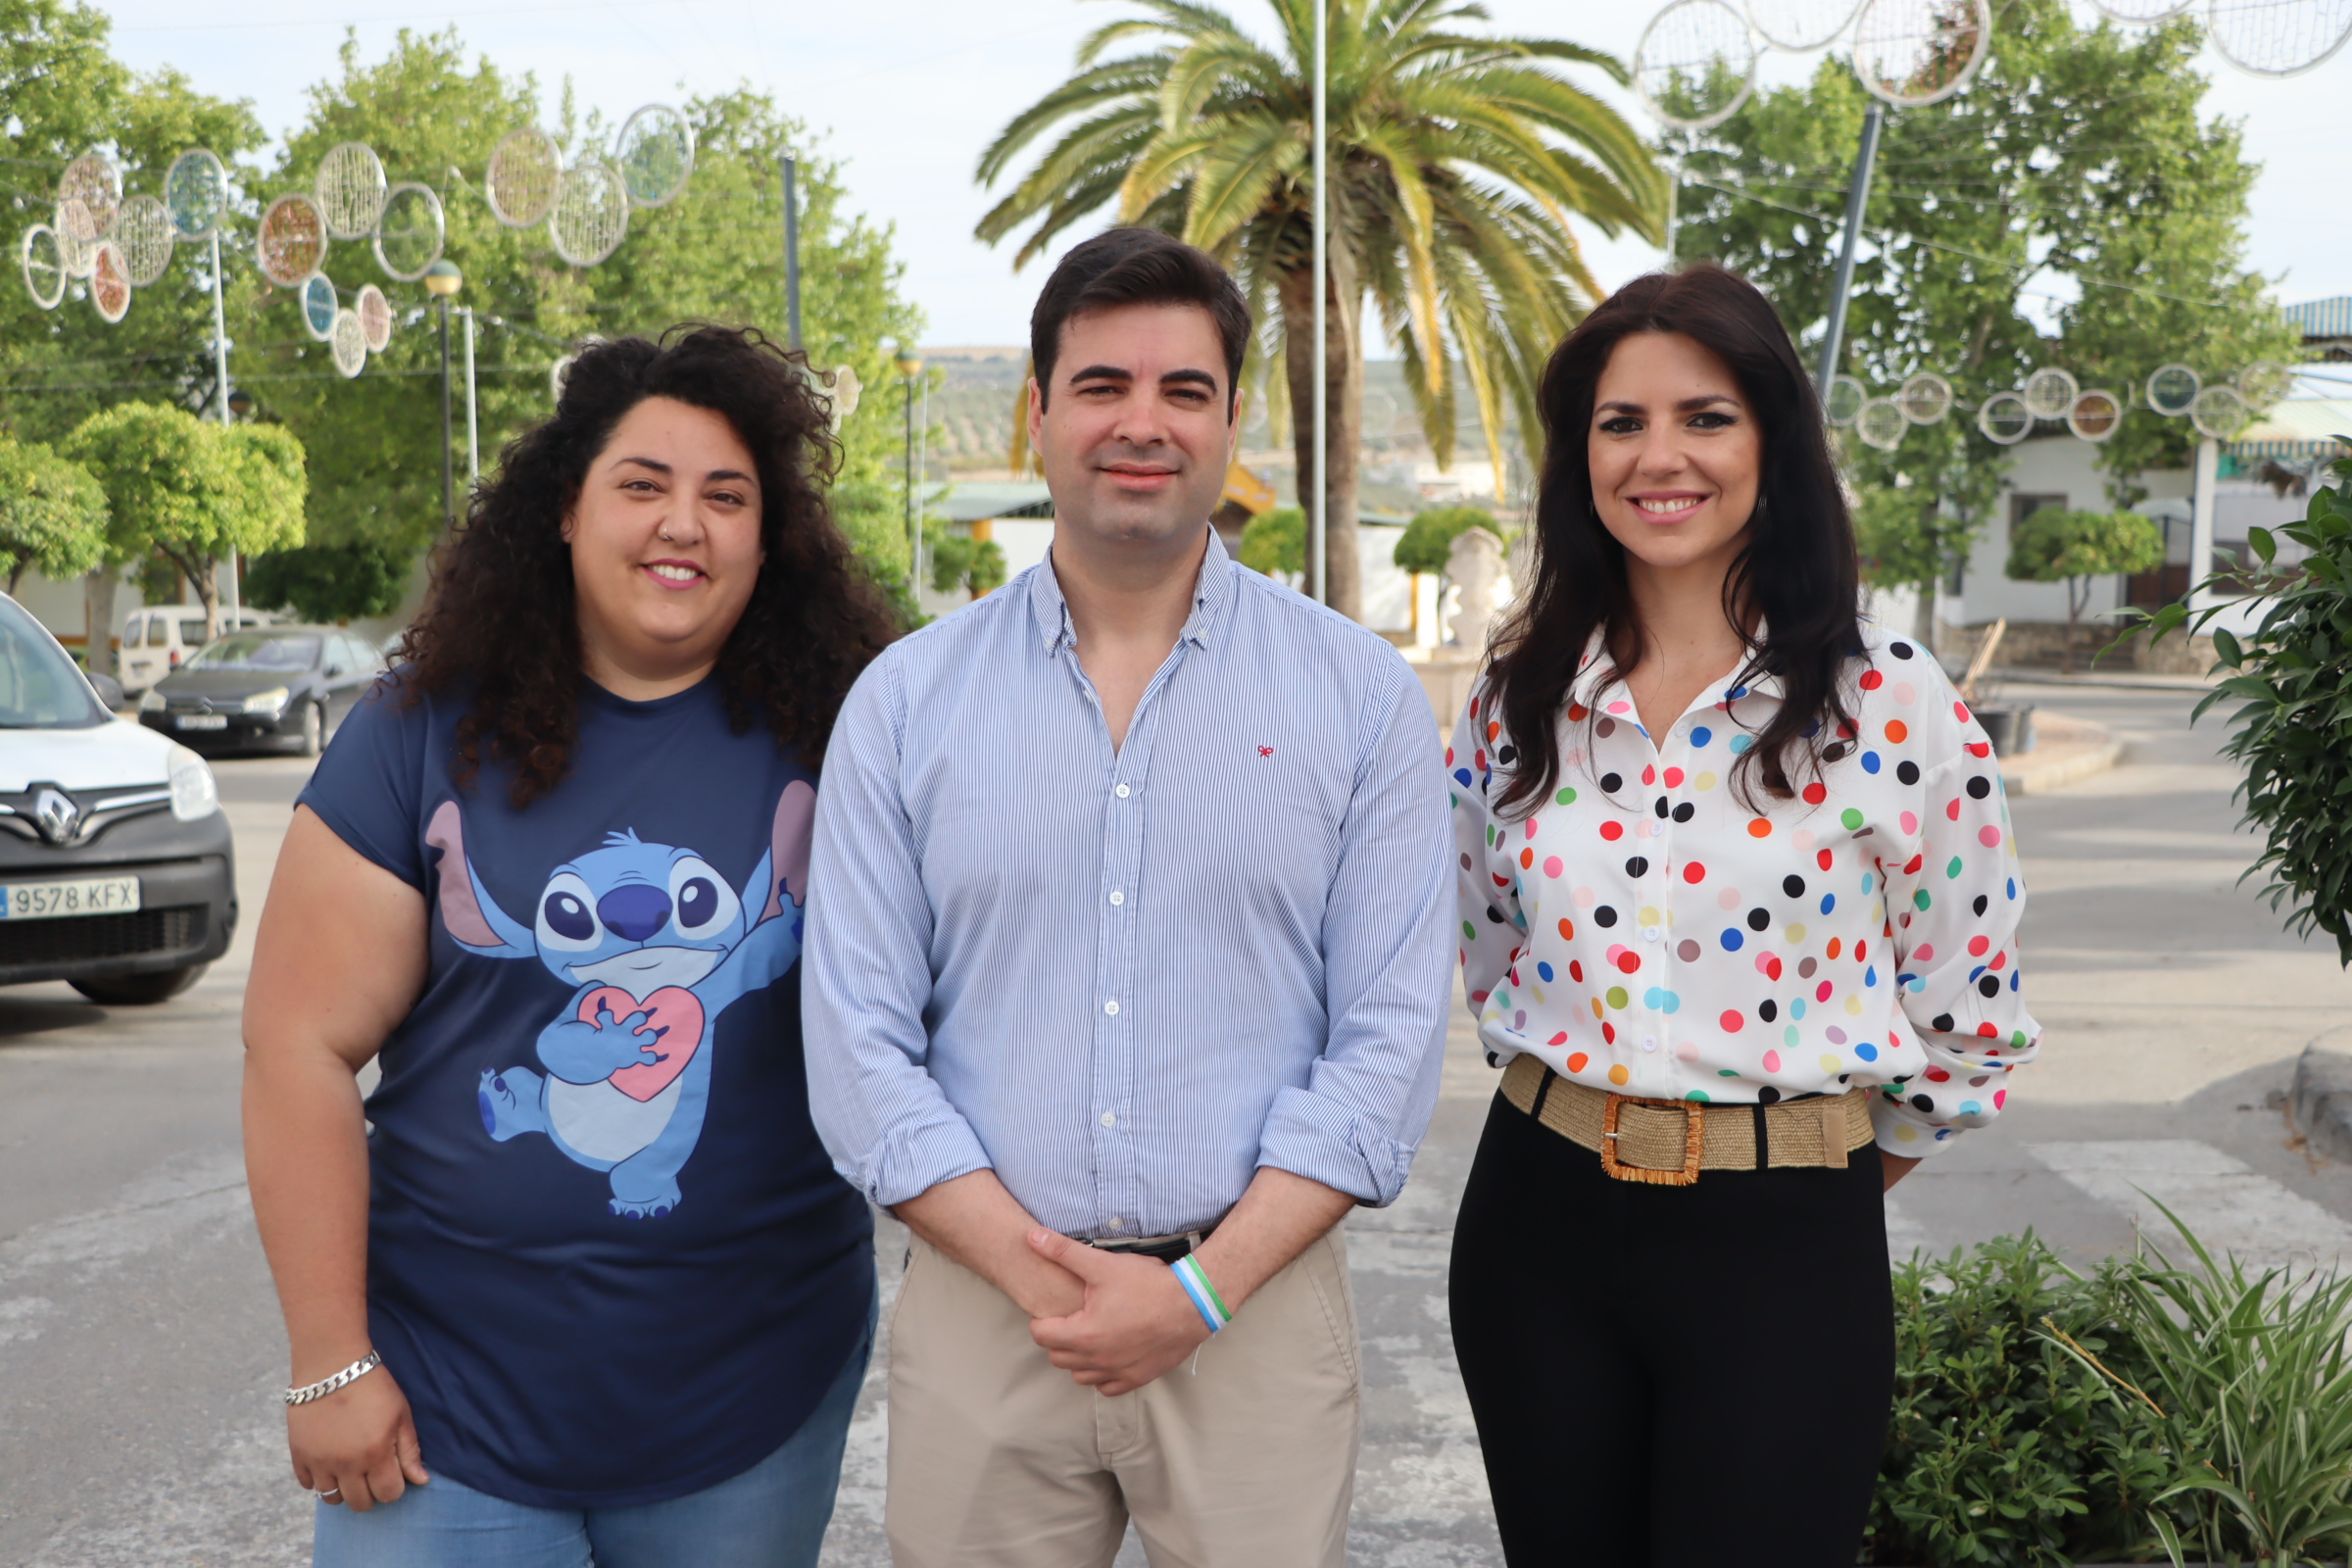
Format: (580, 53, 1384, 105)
(975, 0, 1663, 620)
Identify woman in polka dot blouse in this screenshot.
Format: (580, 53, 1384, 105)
(1445, 264, 2039, 1568)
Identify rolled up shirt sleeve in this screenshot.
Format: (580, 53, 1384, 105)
(1873, 744, 2041, 1157)
(803, 656, 994, 1208)
(1253, 661, 1453, 1206)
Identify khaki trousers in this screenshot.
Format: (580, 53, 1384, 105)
(884, 1229, 1361, 1568)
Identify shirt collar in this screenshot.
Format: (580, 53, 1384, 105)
(1565, 624, 1787, 713)
(1027, 525, 1235, 654)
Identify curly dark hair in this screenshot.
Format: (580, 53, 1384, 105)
(399, 324, 899, 808)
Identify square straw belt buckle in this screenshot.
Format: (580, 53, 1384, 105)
(1598, 1092, 1706, 1186)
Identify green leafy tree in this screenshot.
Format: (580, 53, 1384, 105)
(256, 31, 925, 596)
(1853, 483, 1965, 641)
(242, 542, 411, 623)
(923, 521, 1008, 600)
(63, 403, 307, 638)
(977, 0, 1663, 621)
(0, 0, 267, 446)
(1238, 505, 1305, 579)
(1667, 0, 2293, 593)
(2005, 506, 2162, 671)
(0, 437, 109, 592)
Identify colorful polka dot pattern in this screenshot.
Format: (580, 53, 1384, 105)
(1448, 627, 2038, 1158)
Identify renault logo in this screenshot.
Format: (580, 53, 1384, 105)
(31, 787, 82, 846)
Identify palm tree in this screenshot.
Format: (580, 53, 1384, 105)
(977, 0, 1665, 619)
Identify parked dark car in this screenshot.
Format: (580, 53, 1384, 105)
(1, 591, 235, 1005)
(136, 625, 386, 757)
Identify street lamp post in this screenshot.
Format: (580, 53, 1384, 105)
(425, 260, 464, 528)
(894, 343, 922, 586)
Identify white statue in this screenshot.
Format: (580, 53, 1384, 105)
(1446, 525, 1504, 661)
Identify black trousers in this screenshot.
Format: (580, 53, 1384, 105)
(1449, 1090, 1895, 1567)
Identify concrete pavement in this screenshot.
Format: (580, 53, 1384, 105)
(3, 684, 2348, 1566)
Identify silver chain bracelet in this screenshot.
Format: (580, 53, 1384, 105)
(283, 1350, 382, 1407)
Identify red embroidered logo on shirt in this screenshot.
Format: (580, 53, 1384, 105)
(1257, 745, 1275, 758)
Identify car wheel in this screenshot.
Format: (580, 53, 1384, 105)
(297, 700, 322, 758)
(70, 964, 208, 1006)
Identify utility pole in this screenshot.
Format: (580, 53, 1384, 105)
(210, 229, 241, 630)
(1815, 101, 1885, 396)
(781, 152, 803, 352)
(1310, 0, 1328, 606)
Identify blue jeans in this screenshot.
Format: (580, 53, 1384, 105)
(314, 1309, 872, 1568)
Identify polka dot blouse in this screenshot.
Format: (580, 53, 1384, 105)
(1450, 627, 2040, 1157)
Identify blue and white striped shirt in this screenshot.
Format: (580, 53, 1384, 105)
(803, 529, 1453, 1239)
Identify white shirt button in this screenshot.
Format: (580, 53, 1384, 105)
(1114, 783, 1131, 799)
(1642, 1034, 1659, 1052)
(1108, 1217, 1123, 1230)
(1103, 1000, 1120, 1015)
(1101, 1111, 1117, 1128)
(1642, 926, 1662, 942)
(1109, 890, 1125, 906)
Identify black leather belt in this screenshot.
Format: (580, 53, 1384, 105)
(1086, 1225, 1215, 1263)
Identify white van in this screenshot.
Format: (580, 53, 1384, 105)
(118, 607, 272, 697)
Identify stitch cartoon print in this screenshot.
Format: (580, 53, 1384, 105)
(424, 783, 814, 1219)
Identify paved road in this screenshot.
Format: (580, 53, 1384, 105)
(3, 683, 2348, 1566)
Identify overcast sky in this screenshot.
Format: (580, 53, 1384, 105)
(96, 0, 2351, 349)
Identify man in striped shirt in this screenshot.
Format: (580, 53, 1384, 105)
(804, 228, 1453, 1567)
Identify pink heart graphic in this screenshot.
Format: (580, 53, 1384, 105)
(577, 985, 707, 1102)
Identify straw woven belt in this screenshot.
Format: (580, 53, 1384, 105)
(1500, 1053, 1874, 1186)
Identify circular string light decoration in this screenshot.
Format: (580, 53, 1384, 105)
(21, 225, 66, 310)
(2067, 389, 2123, 441)
(549, 159, 632, 267)
(165, 149, 229, 240)
(1978, 391, 2033, 445)
(57, 152, 122, 241)
(1856, 396, 1909, 450)
(55, 199, 99, 279)
(357, 283, 393, 353)
(373, 182, 446, 282)
(2190, 384, 2252, 441)
(2236, 360, 2294, 408)
(112, 194, 173, 287)
(89, 241, 131, 323)
(550, 353, 576, 402)
(315, 141, 389, 240)
(486, 126, 563, 227)
(2207, 0, 2352, 75)
(1745, 0, 1863, 49)
(1850, 0, 1991, 107)
(301, 273, 339, 341)
(330, 309, 368, 378)
(2093, 0, 2188, 19)
(1825, 373, 1867, 425)
(2146, 363, 2200, 416)
(1634, 0, 1758, 130)
(2022, 367, 2080, 421)
(615, 105, 695, 209)
(1897, 371, 1952, 424)
(256, 193, 327, 288)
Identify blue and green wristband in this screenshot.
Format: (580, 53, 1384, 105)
(1170, 1253, 1232, 1334)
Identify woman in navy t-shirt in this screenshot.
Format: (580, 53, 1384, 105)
(242, 327, 899, 1565)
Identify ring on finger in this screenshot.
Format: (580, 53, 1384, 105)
(317, 1488, 343, 1502)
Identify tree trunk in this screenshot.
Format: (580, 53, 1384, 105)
(159, 546, 220, 644)
(1278, 261, 1364, 622)
(83, 569, 119, 678)
(2063, 579, 2082, 675)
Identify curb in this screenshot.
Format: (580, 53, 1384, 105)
(2291, 1024, 2352, 1164)
(1998, 714, 2122, 796)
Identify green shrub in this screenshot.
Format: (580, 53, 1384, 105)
(2129, 452, 2352, 964)
(1867, 1234, 2168, 1567)
(1394, 504, 1506, 577)
(1239, 506, 1304, 578)
(242, 541, 411, 623)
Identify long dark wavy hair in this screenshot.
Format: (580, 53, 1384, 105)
(399, 325, 899, 808)
(1486, 264, 1862, 816)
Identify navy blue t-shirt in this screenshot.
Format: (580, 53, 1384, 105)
(297, 671, 873, 1509)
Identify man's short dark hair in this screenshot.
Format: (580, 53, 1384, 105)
(1029, 228, 1251, 414)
